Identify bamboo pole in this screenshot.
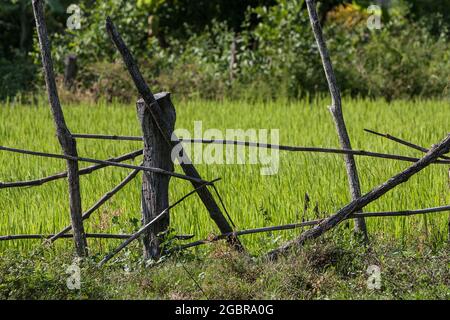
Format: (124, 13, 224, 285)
(173, 205, 450, 251)
(0, 233, 193, 241)
(32, 0, 86, 256)
(364, 128, 450, 160)
(364, 128, 450, 243)
(0, 233, 131, 241)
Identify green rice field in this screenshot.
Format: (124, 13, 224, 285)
(1, 97, 449, 255)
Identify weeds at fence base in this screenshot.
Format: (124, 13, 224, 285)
(0, 233, 447, 300)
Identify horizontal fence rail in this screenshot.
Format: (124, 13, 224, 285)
(172, 204, 450, 252)
(0, 149, 143, 189)
(0, 145, 213, 185)
(71, 133, 450, 165)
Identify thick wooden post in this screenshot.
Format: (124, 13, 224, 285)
(32, 0, 87, 256)
(106, 18, 245, 253)
(137, 92, 175, 259)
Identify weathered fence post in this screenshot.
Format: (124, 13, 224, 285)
(137, 92, 175, 259)
(305, 0, 368, 240)
(32, 0, 87, 257)
(106, 17, 245, 253)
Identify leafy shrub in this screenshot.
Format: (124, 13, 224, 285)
(326, 4, 450, 100)
(26, 0, 450, 102)
(0, 54, 36, 101)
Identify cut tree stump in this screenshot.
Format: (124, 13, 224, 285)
(137, 92, 175, 259)
(105, 18, 245, 253)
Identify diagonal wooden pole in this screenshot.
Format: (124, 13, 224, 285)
(174, 205, 450, 252)
(49, 166, 141, 242)
(306, 0, 367, 239)
(99, 178, 221, 266)
(32, 0, 87, 256)
(105, 18, 245, 252)
(268, 134, 450, 260)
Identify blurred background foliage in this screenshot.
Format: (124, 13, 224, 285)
(0, 0, 449, 102)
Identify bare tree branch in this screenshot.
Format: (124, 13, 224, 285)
(173, 204, 450, 251)
(99, 178, 221, 266)
(306, 0, 367, 237)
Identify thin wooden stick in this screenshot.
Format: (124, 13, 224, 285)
(0, 149, 142, 189)
(267, 133, 450, 260)
(0, 145, 210, 185)
(173, 204, 450, 251)
(0, 233, 131, 241)
(32, 0, 87, 256)
(106, 18, 244, 252)
(364, 128, 450, 160)
(353, 206, 450, 217)
(364, 128, 450, 243)
(306, 0, 367, 237)
(49, 166, 141, 242)
(99, 178, 221, 266)
(174, 219, 323, 251)
(0, 233, 194, 241)
(71, 134, 450, 165)
(5, 203, 445, 244)
(73, 133, 143, 141)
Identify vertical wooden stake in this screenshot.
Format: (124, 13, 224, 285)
(137, 93, 176, 259)
(306, 0, 368, 239)
(32, 0, 87, 256)
(64, 54, 78, 90)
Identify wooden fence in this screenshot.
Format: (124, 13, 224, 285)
(1, 0, 448, 266)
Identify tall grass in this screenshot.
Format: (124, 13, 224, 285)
(0, 97, 449, 254)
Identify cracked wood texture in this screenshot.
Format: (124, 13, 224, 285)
(137, 93, 176, 259)
(32, 0, 87, 256)
(306, 0, 367, 237)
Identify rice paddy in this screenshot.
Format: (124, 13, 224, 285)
(1, 97, 449, 255)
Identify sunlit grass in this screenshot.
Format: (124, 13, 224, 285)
(1, 97, 449, 254)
